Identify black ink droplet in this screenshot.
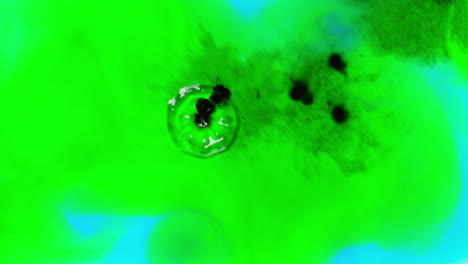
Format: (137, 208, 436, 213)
(328, 53, 346, 73)
(196, 98, 215, 115)
(289, 80, 308, 101)
(332, 105, 349, 124)
(210, 84, 231, 104)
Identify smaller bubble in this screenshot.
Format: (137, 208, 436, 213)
(167, 84, 239, 158)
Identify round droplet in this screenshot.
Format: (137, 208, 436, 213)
(167, 84, 239, 158)
(328, 53, 347, 73)
(289, 80, 308, 101)
(331, 105, 349, 124)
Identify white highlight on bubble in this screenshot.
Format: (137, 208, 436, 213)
(198, 120, 208, 128)
(204, 147, 227, 158)
(179, 84, 201, 98)
(168, 98, 176, 106)
(204, 136, 224, 149)
(218, 118, 229, 127)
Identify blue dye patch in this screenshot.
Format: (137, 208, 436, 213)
(65, 214, 116, 237)
(74, 216, 162, 264)
(230, 0, 267, 18)
(333, 244, 429, 264)
(318, 14, 358, 52)
(95, 217, 161, 264)
(332, 62, 468, 264)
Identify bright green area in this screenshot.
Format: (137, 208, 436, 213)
(0, 0, 466, 263)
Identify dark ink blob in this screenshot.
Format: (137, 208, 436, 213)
(196, 98, 215, 115)
(301, 93, 314, 105)
(195, 98, 215, 128)
(194, 113, 210, 128)
(328, 53, 346, 72)
(332, 105, 349, 124)
(289, 80, 308, 101)
(210, 84, 231, 104)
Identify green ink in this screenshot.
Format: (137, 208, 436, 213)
(0, 0, 465, 263)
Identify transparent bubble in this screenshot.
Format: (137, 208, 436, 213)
(167, 84, 239, 158)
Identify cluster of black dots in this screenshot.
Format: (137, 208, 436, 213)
(289, 80, 314, 106)
(194, 84, 231, 128)
(289, 53, 349, 124)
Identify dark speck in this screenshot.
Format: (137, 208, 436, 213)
(328, 53, 346, 72)
(196, 98, 215, 115)
(289, 80, 308, 101)
(332, 105, 349, 124)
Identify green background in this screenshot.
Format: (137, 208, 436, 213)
(1, 0, 467, 263)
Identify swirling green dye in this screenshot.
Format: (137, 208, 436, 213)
(0, 0, 466, 263)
